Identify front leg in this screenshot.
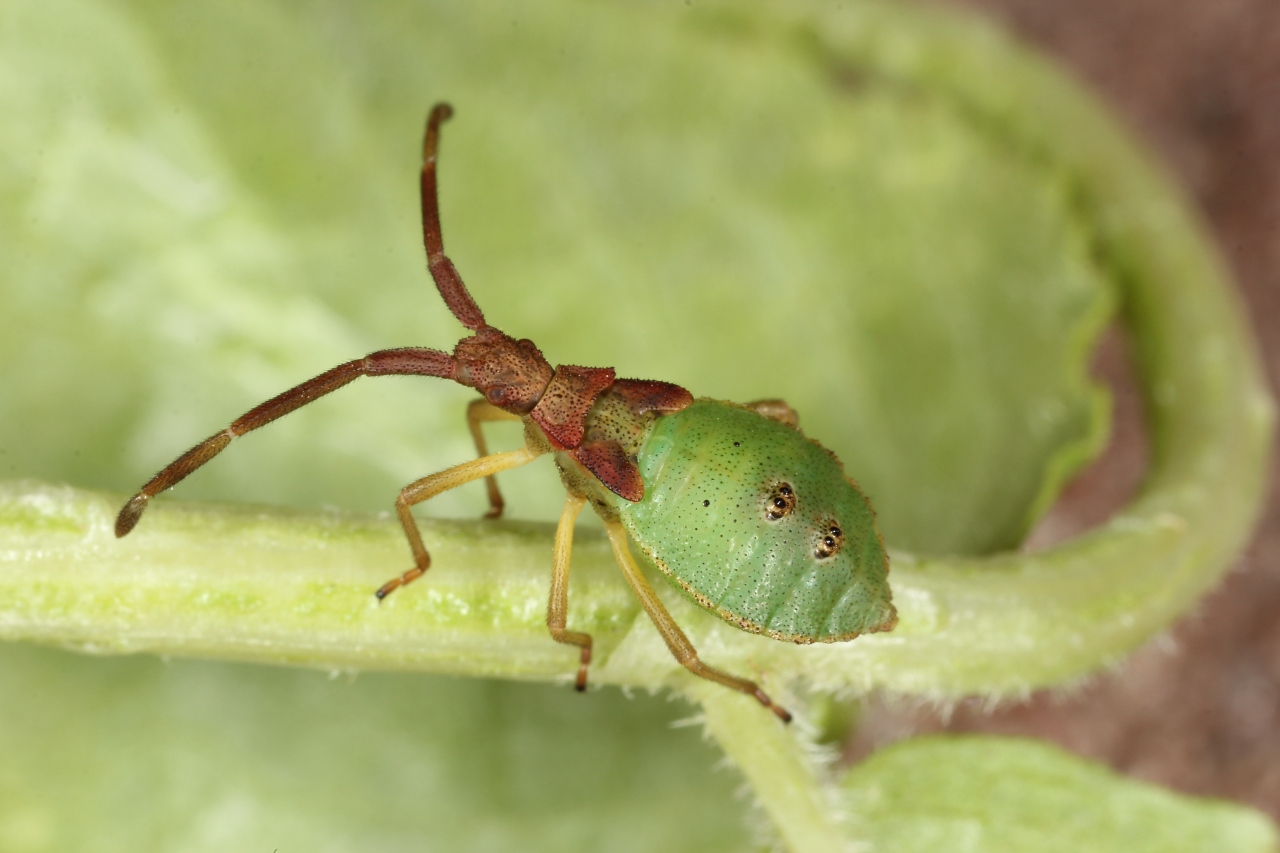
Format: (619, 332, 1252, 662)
(376, 443, 545, 600)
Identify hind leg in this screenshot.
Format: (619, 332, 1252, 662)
(601, 518, 792, 723)
(745, 399, 799, 429)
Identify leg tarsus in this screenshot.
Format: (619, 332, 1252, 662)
(755, 687, 793, 723)
(375, 565, 426, 601)
(676, 649, 793, 723)
(574, 647, 591, 691)
(377, 492, 432, 600)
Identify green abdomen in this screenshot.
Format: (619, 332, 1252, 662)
(613, 400, 895, 644)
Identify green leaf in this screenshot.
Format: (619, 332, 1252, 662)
(841, 735, 1278, 853)
(0, 643, 751, 853)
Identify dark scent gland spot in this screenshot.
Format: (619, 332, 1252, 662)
(815, 523, 844, 559)
(733, 441, 741, 447)
(764, 483, 796, 521)
(703, 500, 710, 507)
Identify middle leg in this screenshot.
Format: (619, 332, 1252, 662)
(548, 493, 592, 690)
(466, 398, 522, 519)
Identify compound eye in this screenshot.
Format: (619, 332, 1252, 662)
(764, 483, 796, 521)
(815, 524, 843, 559)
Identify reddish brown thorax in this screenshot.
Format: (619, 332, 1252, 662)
(530, 365, 617, 449)
(560, 377, 694, 502)
(449, 325, 619, 447)
(448, 322, 694, 502)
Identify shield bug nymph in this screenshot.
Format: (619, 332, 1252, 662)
(116, 104, 897, 722)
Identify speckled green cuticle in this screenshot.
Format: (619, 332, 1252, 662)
(616, 400, 894, 643)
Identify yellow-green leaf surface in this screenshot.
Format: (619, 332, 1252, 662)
(842, 736, 1278, 853)
(0, 1, 1274, 851)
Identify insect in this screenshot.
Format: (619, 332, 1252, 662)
(115, 103, 897, 723)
